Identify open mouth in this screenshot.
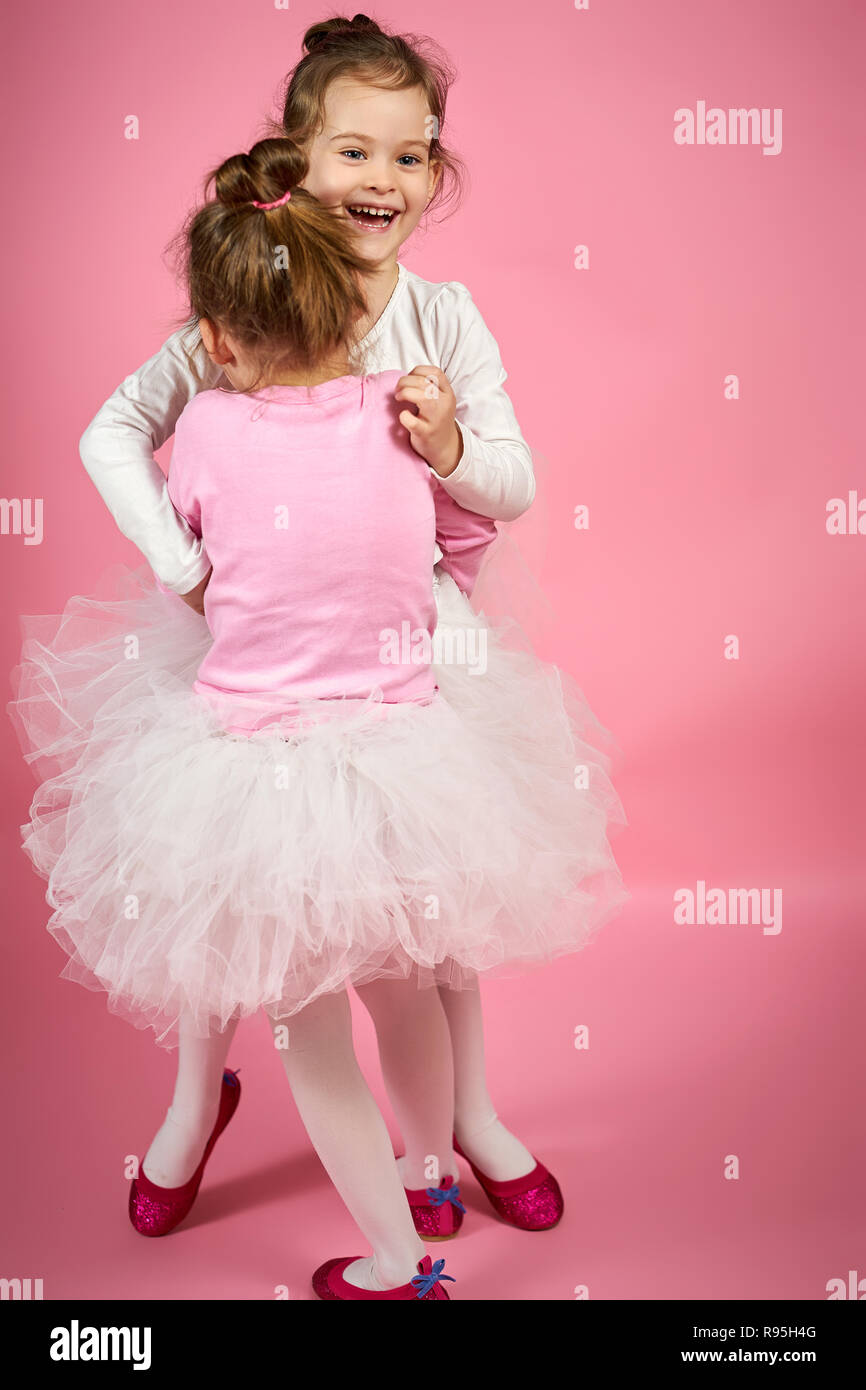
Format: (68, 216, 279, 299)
(346, 204, 398, 231)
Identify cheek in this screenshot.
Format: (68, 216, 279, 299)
(303, 154, 353, 206)
(404, 173, 432, 212)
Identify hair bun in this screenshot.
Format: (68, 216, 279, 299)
(213, 138, 307, 210)
(303, 13, 380, 52)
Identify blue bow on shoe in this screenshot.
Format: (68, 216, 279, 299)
(426, 1183, 466, 1213)
(411, 1257, 456, 1298)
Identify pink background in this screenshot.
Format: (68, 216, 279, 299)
(2, 0, 864, 1300)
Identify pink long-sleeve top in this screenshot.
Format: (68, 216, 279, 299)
(166, 370, 496, 733)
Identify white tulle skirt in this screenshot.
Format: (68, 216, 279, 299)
(7, 562, 630, 1049)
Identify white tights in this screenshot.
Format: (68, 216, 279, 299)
(142, 975, 536, 1290)
(142, 1012, 237, 1189)
(268, 987, 426, 1289)
(436, 979, 537, 1180)
(356, 975, 536, 1184)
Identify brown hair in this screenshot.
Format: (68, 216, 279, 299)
(275, 12, 465, 219)
(177, 136, 369, 389)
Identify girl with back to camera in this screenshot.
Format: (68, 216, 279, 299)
(10, 15, 629, 1296)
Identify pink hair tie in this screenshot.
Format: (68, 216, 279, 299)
(251, 189, 292, 210)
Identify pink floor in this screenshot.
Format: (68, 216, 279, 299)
(2, 841, 860, 1300)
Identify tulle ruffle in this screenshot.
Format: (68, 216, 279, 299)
(7, 562, 629, 1049)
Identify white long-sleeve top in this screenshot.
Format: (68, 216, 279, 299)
(79, 263, 536, 593)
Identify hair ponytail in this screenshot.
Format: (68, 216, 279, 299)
(181, 137, 369, 383)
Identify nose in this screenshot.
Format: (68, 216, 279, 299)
(362, 163, 396, 194)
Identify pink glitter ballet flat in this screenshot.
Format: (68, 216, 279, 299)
(312, 1254, 455, 1300)
(452, 1134, 564, 1231)
(403, 1174, 466, 1240)
(128, 1068, 241, 1237)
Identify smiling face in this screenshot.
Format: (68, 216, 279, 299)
(301, 78, 441, 267)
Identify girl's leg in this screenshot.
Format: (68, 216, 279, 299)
(437, 977, 537, 1181)
(142, 1011, 239, 1187)
(353, 976, 457, 1189)
(269, 988, 427, 1291)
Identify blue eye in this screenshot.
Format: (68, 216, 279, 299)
(339, 149, 421, 166)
